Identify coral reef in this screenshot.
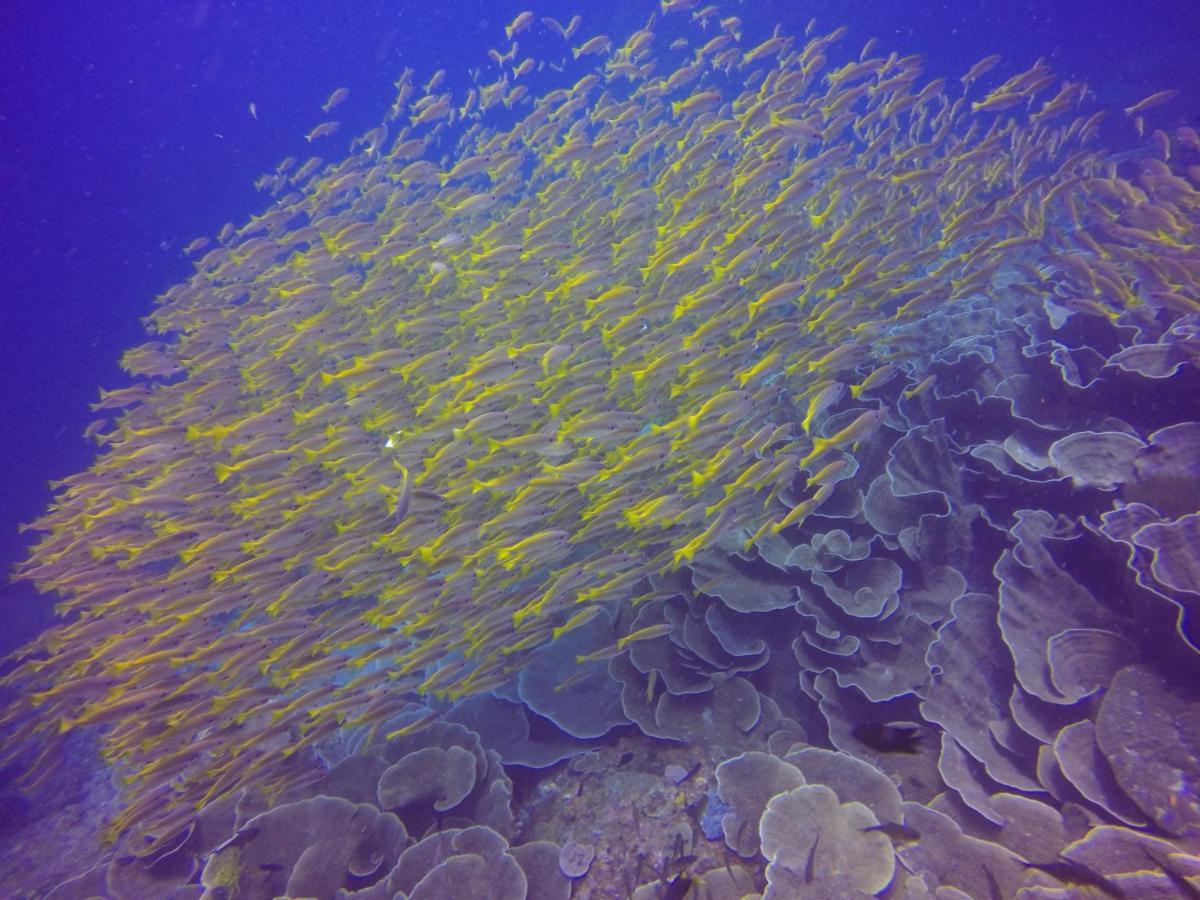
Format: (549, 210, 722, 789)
(2, 1, 1200, 897)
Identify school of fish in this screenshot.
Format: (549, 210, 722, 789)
(3, 1, 1198, 845)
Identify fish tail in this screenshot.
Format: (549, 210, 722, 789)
(799, 443, 824, 469)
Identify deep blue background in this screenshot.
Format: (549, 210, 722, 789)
(2, 0, 1197, 654)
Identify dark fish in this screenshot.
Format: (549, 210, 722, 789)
(805, 829, 821, 883)
(734, 818, 749, 846)
(722, 845, 738, 883)
(1142, 848, 1200, 899)
(669, 831, 686, 864)
(982, 864, 1003, 900)
(1024, 858, 1126, 898)
(631, 852, 646, 893)
(852, 722, 923, 754)
(860, 821, 921, 843)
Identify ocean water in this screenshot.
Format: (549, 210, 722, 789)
(2, 1, 1199, 897)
